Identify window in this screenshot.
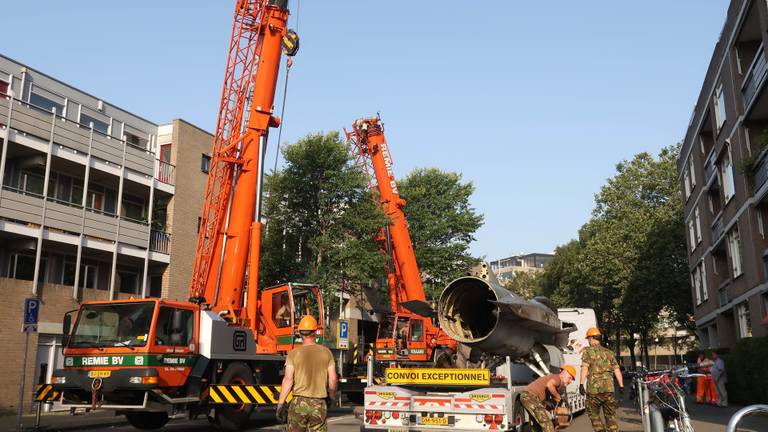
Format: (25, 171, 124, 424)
(714, 83, 726, 131)
(695, 208, 702, 244)
(721, 148, 736, 202)
(688, 219, 696, 252)
(689, 157, 696, 189)
(122, 194, 146, 221)
(29, 88, 64, 115)
(154, 307, 194, 346)
(684, 167, 692, 199)
(118, 269, 140, 294)
(8, 253, 35, 281)
(62, 258, 76, 286)
(80, 112, 109, 135)
(124, 127, 148, 149)
(201, 154, 211, 174)
(272, 292, 291, 328)
(736, 302, 752, 338)
(727, 226, 743, 277)
(159, 144, 172, 164)
(691, 272, 700, 305)
(0, 79, 8, 95)
(79, 263, 98, 289)
(410, 320, 423, 342)
(20, 170, 44, 196)
(87, 190, 104, 211)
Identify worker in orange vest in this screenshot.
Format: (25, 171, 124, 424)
(695, 353, 716, 404)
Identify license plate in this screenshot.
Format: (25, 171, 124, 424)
(88, 370, 111, 378)
(421, 417, 449, 426)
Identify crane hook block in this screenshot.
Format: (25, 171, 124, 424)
(282, 30, 300, 57)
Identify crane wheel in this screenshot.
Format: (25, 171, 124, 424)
(433, 348, 454, 368)
(216, 362, 255, 431)
(124, 411, 169, 430)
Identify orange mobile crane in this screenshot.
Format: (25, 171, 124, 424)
(345, 117, 457, 366)
(51, 1, 321, 430)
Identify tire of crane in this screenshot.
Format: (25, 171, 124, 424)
(216, 362, 256, 431)
(124, 411, 169, 430)
(433, 348, 454, 368)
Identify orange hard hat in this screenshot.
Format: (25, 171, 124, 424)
(586, 327, 602, 338)
(562, 365, 577, 379)
(298, 315, 318, 332)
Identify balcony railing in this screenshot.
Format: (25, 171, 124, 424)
(742, 46, 768, 109)
(157, 160, 176, 186)
(150, 229, 171, 254)
(711, 212, 724, 244)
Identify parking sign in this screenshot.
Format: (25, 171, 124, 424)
(337, 320, 349, 349)
(23, 298, 40, 333)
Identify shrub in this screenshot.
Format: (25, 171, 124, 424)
(725, 336, 768, 404)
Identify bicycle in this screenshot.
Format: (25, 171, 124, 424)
(634, 366, 702, 432)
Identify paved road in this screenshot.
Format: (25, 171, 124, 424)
(20, 397, 767, 431)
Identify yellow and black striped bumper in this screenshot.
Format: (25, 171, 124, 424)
(203, 385, 292, 405)
(35, 384, 61, 403)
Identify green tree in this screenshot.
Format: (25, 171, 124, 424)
(503, 271, 541, 299)
(260, 132, 388, 306)
(397, 168, 484, 299)
(541, 145, 689, 366)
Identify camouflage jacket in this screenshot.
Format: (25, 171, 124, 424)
(581, 345, 618, 394)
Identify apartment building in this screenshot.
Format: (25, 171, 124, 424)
(679, 0, 768, 350)
(0, 55, 212, 410)
(489, 252, 554, 282)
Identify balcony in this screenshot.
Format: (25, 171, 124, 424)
(743, 47, 768, 109)
(157, 160, 176, 185)
(150, 229, 171, 254)
(711, 212, 724, 244)
(0, 94, 158, 181)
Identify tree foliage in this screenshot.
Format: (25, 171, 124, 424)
(540, 144, 690, 365)
(259, 132, 388, 304)
(503, 271, 541, 299)
(395, 168, 484, 299)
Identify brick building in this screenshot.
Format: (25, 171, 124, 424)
(0, 54, 211, 410)
(678, 0, 768, 350)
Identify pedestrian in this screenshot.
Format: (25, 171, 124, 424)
(710, 352, 728, 407)
(519, 365, 576, 432)
(695, 353, 715, 404)
(276, 315, 338, 432)
(579, 327, 624, 432)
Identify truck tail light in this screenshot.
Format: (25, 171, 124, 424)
(494, 415, 503, 424)
(392, 411, 400, 420)
(383, 411, 391, 419)
(484, 414, 493, 424)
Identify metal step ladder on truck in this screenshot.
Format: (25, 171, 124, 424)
(47, 1, 312, 430)
(362, 276, 597, 432)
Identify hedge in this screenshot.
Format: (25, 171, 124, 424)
(726, 336, 768, 404)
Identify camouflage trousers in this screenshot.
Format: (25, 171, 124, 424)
(586, 392, 618, 432)
(519, 391, 554, 432)
(287, 396, 328, 432)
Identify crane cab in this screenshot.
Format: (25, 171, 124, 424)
(258, 283, 324, 353)
(375, 312, 429, 362)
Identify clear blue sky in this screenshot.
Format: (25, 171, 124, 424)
(3, 1, 729, 260)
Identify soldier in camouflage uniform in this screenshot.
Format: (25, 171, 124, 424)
(579, 327, 624, 432)
(276, 316, 338, 432)
(519, 365, 577, 432)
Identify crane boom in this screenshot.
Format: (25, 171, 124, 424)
(190, 0, 290, 324)
(346, 118, 426, 312)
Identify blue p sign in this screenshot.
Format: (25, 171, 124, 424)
(23, 298, 40, 333)
(339, 321, 348, 339)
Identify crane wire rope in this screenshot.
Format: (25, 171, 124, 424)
(272, 0, 300, 174)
